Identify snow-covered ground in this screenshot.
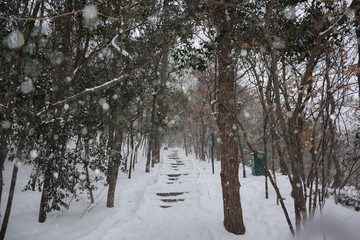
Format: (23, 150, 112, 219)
(2, 148, 359, 240)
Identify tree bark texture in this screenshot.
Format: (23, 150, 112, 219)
(218, 72, 246, 234)
(212, 0, 246, 235)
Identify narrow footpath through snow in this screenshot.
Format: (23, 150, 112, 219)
(94, 148, 216, 240)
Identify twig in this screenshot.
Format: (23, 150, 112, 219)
(80, 186, 106, 217)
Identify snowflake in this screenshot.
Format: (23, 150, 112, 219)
(7, 30, 25, 49)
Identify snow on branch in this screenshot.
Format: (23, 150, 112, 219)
(111, 34, 133, 61)
(319, 0, 357, 39)
(210, 99, 218, 106)
(319, 7, 352, 40)
(36, 26, 194, 117)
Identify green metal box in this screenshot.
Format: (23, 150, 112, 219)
(251, 152, 266, 176)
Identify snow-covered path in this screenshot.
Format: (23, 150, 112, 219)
(86, 149, 214, 240)
(2, 148, 359, 240)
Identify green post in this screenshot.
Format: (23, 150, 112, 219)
(211, 132, 215, 147)
(211, 132, 214, 174)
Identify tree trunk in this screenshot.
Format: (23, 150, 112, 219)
(234, 115, 246, 178)
(107, 156, 121, 208)
(106, 87, 124, 208)
(193, 130, 198, 158)
(183, 122, 188, 156)
(152, 133, 161, 164)
(0, 157, 3, 215)
(200, 117, 206, 161)
(38, 161, 52, 223)
(128, 123, 135, 179)
(38, 119, 62, 223)
(124, 136, 130, 171)
(212, 0, 246, 234)
(149, 0, 170, 166)
(84, 140, 94, 204)
(263, 114, 269, 199)
(355, 1, 360, 107)
(145, 138, 152, 172)
(0, 164, 18, 240)
(146, 93, 157, 172)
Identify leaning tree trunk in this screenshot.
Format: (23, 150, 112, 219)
(0, 164, 18, 240)
(212, 0, 246, 235)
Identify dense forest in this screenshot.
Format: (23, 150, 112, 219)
(1, 0, 359, 239)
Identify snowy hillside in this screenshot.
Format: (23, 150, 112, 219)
(2, 148, 359, 240)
